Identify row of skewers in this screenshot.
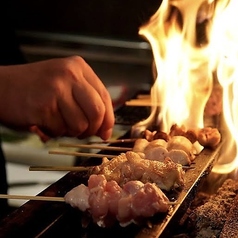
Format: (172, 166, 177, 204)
(0, 124, 221, 227)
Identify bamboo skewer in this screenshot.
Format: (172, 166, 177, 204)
(58, 142, 132, 151)
(125, 100, 156, 107)
(136, 94, 151, 99)
(29, 166, 92, 172)
(48, 150, 116, 159)
(87, 138, 137, 144)
(125, 98, 161, 107)
(0, 194, 65, 202)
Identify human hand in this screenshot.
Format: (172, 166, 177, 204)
(0, 56, 115, 141)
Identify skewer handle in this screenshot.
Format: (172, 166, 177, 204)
(59, 143, 132, 151)
(29, 166, 92, 172)
(88, 138, 137, 144)
(0, 194, 65, 202)
(48, 150, 116, 159)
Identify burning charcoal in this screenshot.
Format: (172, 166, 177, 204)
(182, 179, 238, 238)
(220, 194, 238, 238)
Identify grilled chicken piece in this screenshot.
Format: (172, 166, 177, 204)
(133, 137, 193, 165)
(143, 139, 168, 161)
(167, 136, 194, 155)
(144, 139, 168, 150)
(167, 149, 191, 165)
(133, 124, 220, 166)
(92, 153, 128, 181)
(64, 174, 170, 227)
(92, 151, 184, 191)
(64, 184, 90, 212)
(167, 136, 195, 162)
(196, 127, 221, 148)
(132, 138, 149, 153)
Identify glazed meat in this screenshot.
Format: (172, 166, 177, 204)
(64, 174, 170, 227)
(92, 151, 185, 191)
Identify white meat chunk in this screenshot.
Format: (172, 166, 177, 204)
(167, 149, 191, 165)
(144, 139, 168, 161)
(167, 136, 196, 161)
(64, 174, 170, 227)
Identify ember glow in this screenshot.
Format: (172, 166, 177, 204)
(138, 0, 238, 174)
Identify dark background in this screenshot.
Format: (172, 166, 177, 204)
(8, 0, 162, 41)
(0, 0, 163, 109)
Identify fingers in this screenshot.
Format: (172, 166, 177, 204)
(57, 83, 96, 137)
(29, 126, 51, 142)
(71, 76, 111, 138)
(78, 58, 115, 139)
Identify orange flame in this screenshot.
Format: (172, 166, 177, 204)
(140, 0, 238, 174)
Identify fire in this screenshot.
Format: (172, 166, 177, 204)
(138, 0, 238, 174)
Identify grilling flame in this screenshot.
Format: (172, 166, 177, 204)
(139, 0, 238, 174)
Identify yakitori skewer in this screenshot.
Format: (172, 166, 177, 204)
(0, 194, 178, 205)
(29, 164, 193, 172)
(48, 150, 116, 159)
(58, 142, 132, 151)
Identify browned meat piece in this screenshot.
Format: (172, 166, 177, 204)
(168, 124, 221, 147)
(92, 151, 185, 191)
(64, 174, 170, 227)
(143, 129, 157, 141)
(153, 131, 171, 141)
(169, 124, 187, 137)
(169, 124, 197, 143)
(196, 127, 221, 148)
(184, 129, 198, 144)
